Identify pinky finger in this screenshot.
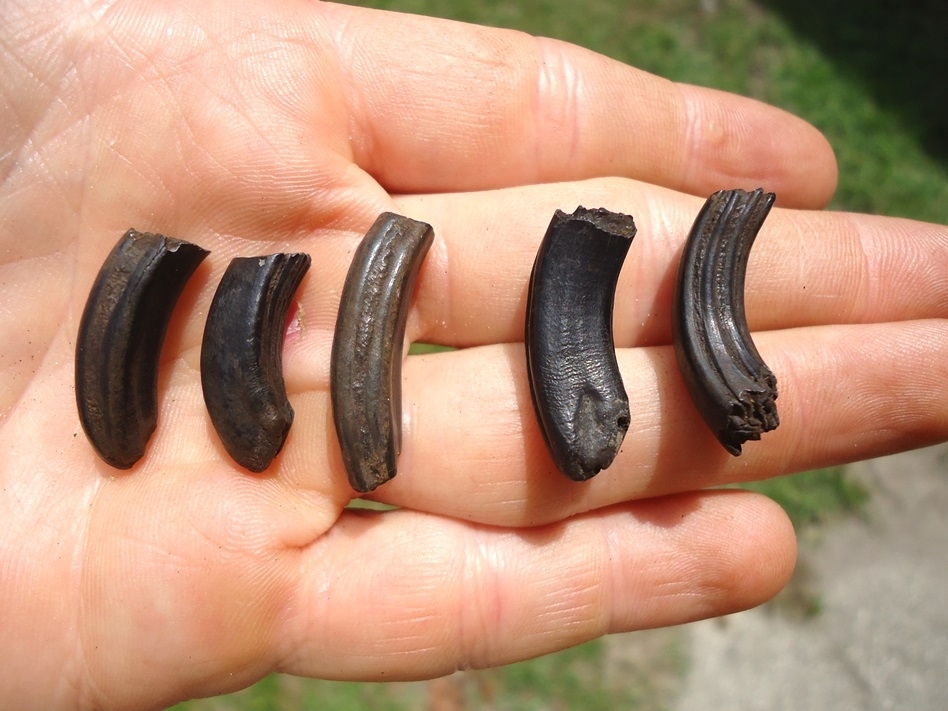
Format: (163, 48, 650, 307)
(279, 490, 795, 680)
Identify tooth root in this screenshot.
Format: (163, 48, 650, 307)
(672, 188, 779, 456)
(330, 212, 434, 493)
(75, 229, 209, 469)
(525, 206, 637, 481)
(200, 253, 311, 473)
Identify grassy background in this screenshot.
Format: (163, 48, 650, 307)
(174, 1, 947, 708)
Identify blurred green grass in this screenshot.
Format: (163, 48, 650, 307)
(174, 0, 945, 708)
(740, 466, 869, 528)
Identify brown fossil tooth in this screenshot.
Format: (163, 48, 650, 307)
(75, 228, 209, 469)
(525, 207, 637, 481)
(672, 188, 779, 455)
(201, 253, 311, 473)
(330, 212, 434, 493)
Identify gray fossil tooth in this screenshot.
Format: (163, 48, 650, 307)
(201, 253, 311, 472)
(75, 228, 209, 468)
(525, 207, 637, 481)
(330, 212, 434, 493)
(672, 188, 779, 455)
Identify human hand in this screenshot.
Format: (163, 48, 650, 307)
(1, 1, 945, 709)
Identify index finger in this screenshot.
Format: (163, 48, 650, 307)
(322, 2, 837, 206)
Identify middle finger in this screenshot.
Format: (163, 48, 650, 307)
(397, 179, 948, 348)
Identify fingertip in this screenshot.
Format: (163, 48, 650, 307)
(679, 84, 838, 208)
(715, 490, 798, 607)
(622, 490, 798, 622)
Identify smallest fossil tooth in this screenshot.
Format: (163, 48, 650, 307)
(201, 252, 311, 473)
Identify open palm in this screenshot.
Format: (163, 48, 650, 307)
(2, 1, 946, 709)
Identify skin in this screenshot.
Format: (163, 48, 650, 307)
(0, 0, 945, 708)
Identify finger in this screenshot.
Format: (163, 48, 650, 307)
(321, 3, 836, 206)
(362, 319, 948, 526)
(396, 180, 948, 348)
(279, 490, 794, 680)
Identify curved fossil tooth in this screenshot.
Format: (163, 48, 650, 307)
(331, 212, 434, 493)
(75, 228, 209, 469)
(201, 252, 311, 472)
(672, 188, 779, 455)
(525, 206, 637, 481)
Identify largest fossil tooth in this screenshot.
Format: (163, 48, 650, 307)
(75, 228, 209, 469)
(672, 188, 779, 455)
(331, 212, 434, 493)
(525, 206, 637, 481)
(201, 252, 311, 473)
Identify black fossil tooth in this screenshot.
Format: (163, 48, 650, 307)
(330, 212, 434, 493)
(201, 252, 311, 473)
(672, 188, 779, 455)
(75, 228, 209, 469)
(525, 207, 637, 481)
